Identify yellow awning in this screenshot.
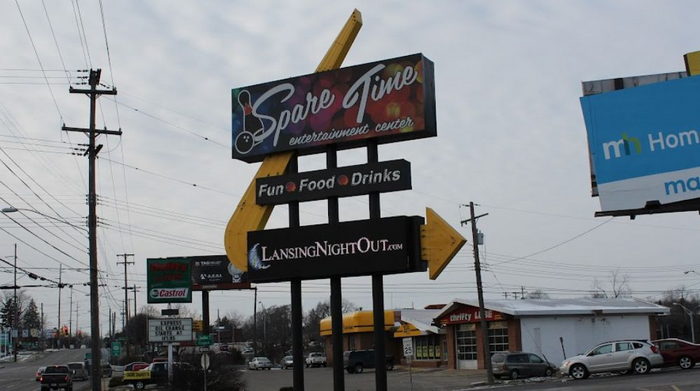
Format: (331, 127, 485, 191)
(320, 310, 396, 336)
(393, 322, 425, 338)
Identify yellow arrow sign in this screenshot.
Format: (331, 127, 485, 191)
(685, 50, 700, 76)
(421, 207, 467, 280)
(224, 10, 363, 272)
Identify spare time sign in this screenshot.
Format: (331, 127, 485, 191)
(148, 318, 193, 343)
(247, 216, 424, 283)
(231, 53, 436, 162)
(256, 159, 412, 205)
(147, 258, 193, 304)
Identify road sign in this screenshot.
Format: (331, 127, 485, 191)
(111, 341, 121, 357)
(421, 208, 467, 280)
(148, 318, 193, 343)
(196, 335, 213, 347)
(201, 352, 211, 370)
(402, 337, 413, 357)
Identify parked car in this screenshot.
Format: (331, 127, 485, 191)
(653, 338, 700, 369)
(248, 357, 273, 370)
(560, 340, 663, 379)
(67, 362, 88, 381)
(305, 352, 327, 368)
(491, 352, 556, 379)
(343, 350, 394, 374)
(282, 355, 294, 369)
(35, 366, 46, 382)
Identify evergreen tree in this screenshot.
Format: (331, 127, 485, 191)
(22, 299, 41, 331)
(0, 296, 18, 329)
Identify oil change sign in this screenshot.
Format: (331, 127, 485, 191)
(147, 258, 193, 304)
(148, 318, 193, 343)
(255, 160, 411, 205)
(246, 215, 424, 283)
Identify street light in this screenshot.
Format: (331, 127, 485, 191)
(1, 207, 86, 231)
(673, 302, 695, 343)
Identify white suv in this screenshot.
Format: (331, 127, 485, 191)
(561, 340, 663, 379)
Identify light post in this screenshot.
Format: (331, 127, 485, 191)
(673, 302, 695, 343)
(258, 301, 266, 355)
(1, 207, 86, 231)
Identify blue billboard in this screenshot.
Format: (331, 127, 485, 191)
(580, 76, 700, 213)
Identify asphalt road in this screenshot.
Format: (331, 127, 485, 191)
(0, 349, 90, 391)
(489, 367, 700, 391)
(244, 366, 700, 391)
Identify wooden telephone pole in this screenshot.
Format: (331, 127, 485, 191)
(62, 69, 120, 391)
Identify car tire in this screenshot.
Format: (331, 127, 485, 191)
(354, 363, 364, 374)
(346, 367, 354, 374)
(545, 367, 554, 377)
(632, 358, 651, 375)
(509, 369, 519, 380)
(679, 356, 694, 369)
(386, 362, 394, 371)
(135, 381, 145, 390)
(570, 363, 588, 379)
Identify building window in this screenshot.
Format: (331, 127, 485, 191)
(488, 321, 509, 353)
(414, 335, 441, 360)
(456, 324, 477, 361)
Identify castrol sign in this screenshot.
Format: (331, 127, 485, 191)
(147, 258, 193, 303)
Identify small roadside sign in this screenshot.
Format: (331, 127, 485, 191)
(196, 335, 213, 347)
(111, 341, 121, 357)
(402, 337, 413, 357)
(201, 352, 210, 370)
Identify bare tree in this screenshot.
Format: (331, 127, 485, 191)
(591, 270, 631, 298)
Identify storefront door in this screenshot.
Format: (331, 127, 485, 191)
(455, 324, 477, 369)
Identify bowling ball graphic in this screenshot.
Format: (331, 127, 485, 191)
(235, 132, 254, 154)
(286, 181, 297, 192)
(337, 175, 349, 186)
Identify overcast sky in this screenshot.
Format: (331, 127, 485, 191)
(1, 0, 699, 335)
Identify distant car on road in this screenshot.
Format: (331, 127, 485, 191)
(305, 352, 327, 368)
(653, 338, 700, 369)
(560, 340, 663, 379)
(248, 357, 273, 370)
(282, 355, 294, 369)
(35, 366, 46, 382)
(39, 365, 73, 391)
(67, 362, 88, 381)
(491, 351, 556, 379)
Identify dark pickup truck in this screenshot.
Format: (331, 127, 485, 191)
(39, 365, 73, 391)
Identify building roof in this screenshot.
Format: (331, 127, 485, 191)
(396, 309, 442, 335)
(434, 297, 670, 320)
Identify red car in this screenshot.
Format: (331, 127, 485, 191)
(653, 338, 700, 369)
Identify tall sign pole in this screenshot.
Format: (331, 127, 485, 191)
(13, 243, 17, 363)
(63, 69, 120, 390)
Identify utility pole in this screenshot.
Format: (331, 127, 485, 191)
(40, 303, 44, 350)
(57, 264, 62, 349)
(132, 284, 138, 318)
(63, 68, 120, 391)
(461, 202, 494, 385)
(13, 243, 17, 362)
(117, 254, 134, 324)
(69, 286, 74, 338)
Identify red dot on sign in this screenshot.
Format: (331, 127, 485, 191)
(338, 175, 349, 186)
(286, 182, 297, 192)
